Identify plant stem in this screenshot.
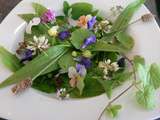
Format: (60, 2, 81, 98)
(98, 83, 134, 120)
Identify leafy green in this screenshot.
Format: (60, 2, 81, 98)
(106, 105, 122, 118)
(0, 45, 69, 89)
(70, 2, 93, 20)
(116, 32, 135, 51)
(136, 85, 156, 109)
(32, 2, 48, 16)
(18, 14, 36, 22)
(133, 55, 145, 70)
(89, 41, 129, 53)
(111, 0, 145, 31)
(70, 28, 93, 49)
(63, 1, 70, 16)
(58, 50, 75, 72)
(0, 46, 22, 72)
(32, 75, 56, 93)
(149, 63, 160, 89)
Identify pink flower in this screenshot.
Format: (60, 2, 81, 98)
(41, 9, 56, 23)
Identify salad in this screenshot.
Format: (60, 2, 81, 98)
(0, 0, 160, 119)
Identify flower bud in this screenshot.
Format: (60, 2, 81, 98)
(82, 50, 92, 58)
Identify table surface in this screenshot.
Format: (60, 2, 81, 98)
(0, 0, 160, 120)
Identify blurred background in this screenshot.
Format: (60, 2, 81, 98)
(0, 0, 160, 24)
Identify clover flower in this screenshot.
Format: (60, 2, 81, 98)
(27, 36, 49, 53)
(68, 64, 86, 87)
(48, 26, 59, 37)
(41, 9, 56, 23)
(26, 17, 41, 34)
(99, 59, 119, 80)
(58, 31, 71, 40)
(56, 88, 70, 100)
(81, 35, 96, 49)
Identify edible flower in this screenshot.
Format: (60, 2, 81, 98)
(58, 31, 71, 40)
(77, 15, 96, 29)
(81, 35, 96, 49)
(99, 59, 119, 80)
(27, 36, 49, 53)
(26, 17, 41, 34)
(68, 64, 86, 87)
(21, 49, 33, 62)
(79, 57, 92, 68)
(12, 79, 32, 94)
(48, 26, 59, 37)
(56, 88, 70, 100)
(41, 9, 56, 23)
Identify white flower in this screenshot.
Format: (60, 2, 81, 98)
(48, 26, 59, 37)
(26, 17, 41, 34)
(27, 36, 49, 53)
(56, 88, 70, 100)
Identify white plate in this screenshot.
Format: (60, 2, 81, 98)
(0, 0, 160, 120)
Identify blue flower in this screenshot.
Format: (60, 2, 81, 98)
(87, 16, 96, 29)
(21, 49, 33, 62)
(80, 57, 92, 68)
(81, 35, 96, 49)
(76, 64, 86, 76)
(58, 31, 71, 40)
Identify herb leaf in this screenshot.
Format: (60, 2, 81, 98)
(32, 2, 48, 16)
(116, 32, 134, 51)
(71, 28, 93, 49)
(18, 14, 36, 22)
(0, 46, 22, 72)
(63, 1, 70, 16)
(58, 50, 76, 72)
(111, 0, 145, 31)
(149, 63, 160, 89)
(133, 55, 145, 69)
(70, 2, 93, 20)
(136, 85, 156, 109)
(0, 45, 69, 89)
(106, 105, 122, 118)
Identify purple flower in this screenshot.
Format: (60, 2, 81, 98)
(21, 49, 33, 62)
(41, 9, 56, 23)
(58, 31, 71, 40)
(87, 16, 96, 29)
(80, 57, 92, 68)
(81, 35, 97, 49)
(76, 64, 86, 77)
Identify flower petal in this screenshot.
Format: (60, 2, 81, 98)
(68, 66, 78, 78)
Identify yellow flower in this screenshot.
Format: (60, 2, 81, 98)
(48, 26, 59, 37)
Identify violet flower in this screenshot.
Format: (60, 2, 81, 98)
(80, 57, 92, 68)
(87, 16, 96, 29)
(41, 9, 56, 23)
(81, 35, 97, 49)
(21, 49, 33, 62)
(76, 64, 87, 76)
(58, 31, 71, 41)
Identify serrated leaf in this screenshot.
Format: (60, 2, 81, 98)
(0, 46, 22, 72)
(58, 50, 76, 72)
(70, 28, 93, 49)
(89, 40, 129, 53)
(0, 45, 69, 89)
(116, 32, 135, 51)
(136, 85, 156, 109)
(18, 13, 36, 23)
(70, 2, 93, 20)
(32, 2, 48, 16)
(149, 63, 160, 89)
(111, 0, 145, 31)
(63, 1, 70, 16)
(106, 105, 122, 118)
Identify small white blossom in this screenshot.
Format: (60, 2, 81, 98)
(26, 17, 41, 34)
(98, 59, 120, 80)
(27, 36, 49, 53)
(56, 88, 70, 100)
(48, 26, 59, 37)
